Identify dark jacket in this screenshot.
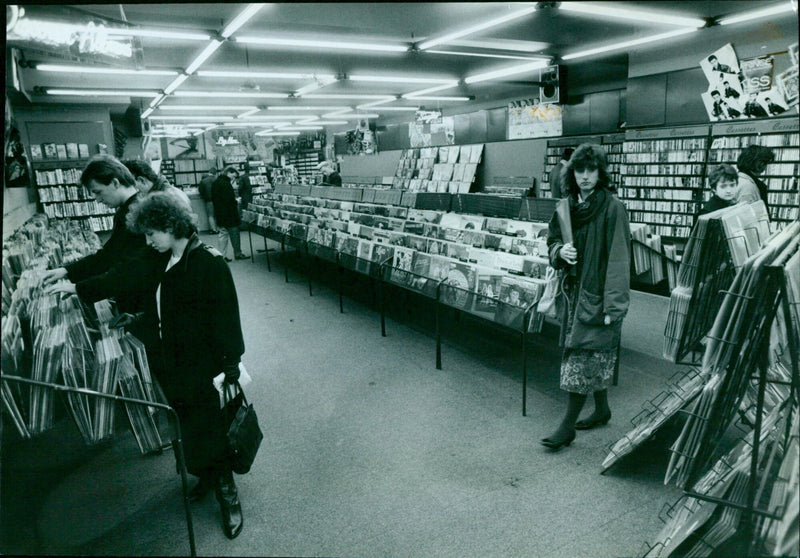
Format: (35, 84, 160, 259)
(699, 194, 733, 216)
(211, 174, 241, 228)
(324, 172, 342, 187)
(238, 174, 253, 208)
(547, 192, 631, 350)
(198, 174, 216, 202)
(65, 193, 152, 314)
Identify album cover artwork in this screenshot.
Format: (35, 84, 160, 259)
(337, 235, 360, 256)
(485, 218, 509, 235)
(406, 235, 428, 252)
(388, 232, 408, 246)
(438, 213, 462, 230)
(78, 144, 90, 159)
(441, 261, 477, 310)
(391, 247, 415, 285)
(522, 258, 549, 279)
(497, 236, 514, 253)
(447, 243, 470, 262)
(472, 270, 505, 317)
(472, 248, 499, 269)
(423, 223, 441, 238)
(356, 240, 373, 274)
(359, 226, 375, 240)
(440, 227, 465, 243)
(43, 143, 58, 159)
(403, 221, 426, 235)
(347, 222, 361, 236)
(511, 238, 539, 256)
(410, 252, 432, 291)
(56, 144, 68, 159)
(371, 244, 395, 266)
(461, 230, 486, 248)
(428, 239, 447, 256)
(495, 277, 543, 329)
(30, 144, 43, 160)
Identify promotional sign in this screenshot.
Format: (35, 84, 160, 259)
(409, 110, 455, 147)
(507, 99, 562, 139)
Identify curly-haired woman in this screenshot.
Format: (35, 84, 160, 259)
(127, 193, 246, 539)
(735, 144, 775, 213)
(541, 144, 631, 451)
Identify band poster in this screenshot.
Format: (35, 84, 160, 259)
(700, 43, 796, 122)
(507, 99, 562, 140)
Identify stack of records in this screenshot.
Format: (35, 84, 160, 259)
(118, 336, 164, 454)
(602, 367, 708, 473)
(666, 221, 799, 489)
(1, 314, 29, 438)
(92, 335, 123, 443)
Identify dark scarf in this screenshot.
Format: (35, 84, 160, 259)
(570, 187, 608, 228)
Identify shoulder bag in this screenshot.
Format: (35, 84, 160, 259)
(223, 381, 263, 474)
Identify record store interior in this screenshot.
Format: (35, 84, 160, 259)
(2, 2, 800, 557)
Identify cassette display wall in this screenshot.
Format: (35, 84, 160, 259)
(619, 126, 709, 239)
(34, 164, 115, 232)
(707, 118, 799, 226)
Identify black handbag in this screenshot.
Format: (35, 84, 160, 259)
(223, 381, 263, 474)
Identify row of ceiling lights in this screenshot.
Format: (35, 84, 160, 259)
(20, 1, 796, 137)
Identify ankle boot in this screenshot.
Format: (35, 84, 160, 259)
(216, 472, 243, 539)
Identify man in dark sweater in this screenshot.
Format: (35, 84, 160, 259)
(198, 167, 219, 233)
(43, 155, 151, 313)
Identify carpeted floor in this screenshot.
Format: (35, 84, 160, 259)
(1, 230, 688, 557)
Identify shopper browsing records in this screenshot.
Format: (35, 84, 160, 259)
(735, 144, 775, 212)
(212, 165, 248, 261)
(127, 193, 247, 540)
(548, 147, 574, 198)
(123, 159, 192, 210)
(320, 161, 342, 187)
(699, 164, 739, 216)
(541, 144, 631, 451)
(41, 155, 154, 317)
(237, 164, 254, 219)
(198, 167, 219, 234)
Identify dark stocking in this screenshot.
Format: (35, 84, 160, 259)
(579, 389, 611, 423)
(544, 392, 587, 443)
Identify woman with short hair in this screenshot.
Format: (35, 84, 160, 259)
(127, 192, 246, 539)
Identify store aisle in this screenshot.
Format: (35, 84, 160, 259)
(4, 232, 687, 557)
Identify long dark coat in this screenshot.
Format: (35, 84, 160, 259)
(147, 234, 245, 475)
(547, 193, 631, 350)
(211, 175, 241, 228)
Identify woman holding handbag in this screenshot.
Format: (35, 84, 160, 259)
(127, 193, 247, 539)
(541, 143, 631, 451)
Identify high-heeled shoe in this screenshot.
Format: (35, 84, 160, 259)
(575, 412, 611, 430)
(540, 429, 576, 451)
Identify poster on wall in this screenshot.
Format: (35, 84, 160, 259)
(507, 99, 562, 139)
(345, 118, 377, 154)
(700, 43, 797, 121)
(409, 110, 455, 147)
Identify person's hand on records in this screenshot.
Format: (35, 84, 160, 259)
(41, 267, 68, 286)
(44, 280, 77, 297)
(560, 243, 578, 265)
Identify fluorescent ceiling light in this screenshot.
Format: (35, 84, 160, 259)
(141, 108, 154, 118)
(237, 114, 322, 120)
(425, 50, 548, 61)
(303, 94, 397, 100)
(561, 27, 697, 60)
(237, 108, 262, 118)
(151, 134, 194, 138)
(348, 75, 457, 84)
(255, 131, 302, 136)
(403, 82, 460, 98)
(192, 130, 207, 136)
(36, 63, 179, 76)
(464, 59, 549, 84)
(197, 70, 337, 80)
(447, 38, 549, 52)
(356, 98, 398, 108)
(44, 88, 161, 97)
(322, 113, 380, 119)
(149, 115, 235, 121)
(235, 36, 408, 52)
(149, 93, 167, 108)
(559, 2, 706, 27)
(417, 6, 538, 50)
(297, 120, 349, 125)
(276, 126, 325, 131)
(163, 74, 189, 95)
(185, 40, 222, 75)
(402, 96, 470, 101)
(221, 3, 264, 38)
(174, 91, 289, 98)
(215, 122, 281, 128)
(359, 106, 420, 111)
(103, 28, 211, 41)
(294, 80, 338, 96)
(267, 106, 352, 111)
(159, 105, 260, 111)
(718, 3, 795, 25)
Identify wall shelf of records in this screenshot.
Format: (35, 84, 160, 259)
(707, 117, 799, 225)
(166, 158, 215, 188)
(619, 125, 710, 239)
(541, 134, 623, 198)
(282, 150, 322, 180)
(391, 144, 484, 193)
(32, 161, 114, 232)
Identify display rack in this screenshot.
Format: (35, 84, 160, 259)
(169, 158, 215, 188)
(33, 160, 115, 232)
(392, 144, 484, 193)
(619, 125, 710, 239)
(707, 117, 799, 226)
(283, 149, 322, 180)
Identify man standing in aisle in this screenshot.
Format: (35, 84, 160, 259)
(212, 165, 248, 261)
(198, 167, 219, 234)
(548, 147, 574, 198)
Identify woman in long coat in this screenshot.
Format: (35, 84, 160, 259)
(541, 144, 631, 450)
(127, 193, 246, 539)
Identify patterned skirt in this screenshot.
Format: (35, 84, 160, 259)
(559, 285, 618, 394)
